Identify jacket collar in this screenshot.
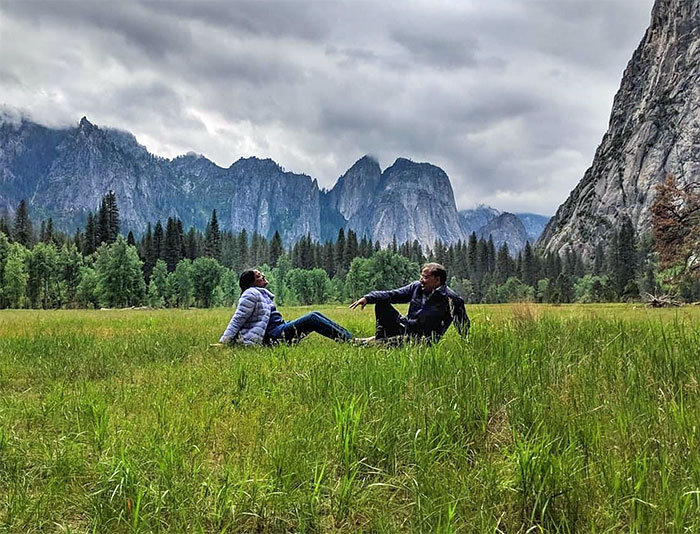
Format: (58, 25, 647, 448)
(255, 287, 275, 300)
(419, 283, 448, 299)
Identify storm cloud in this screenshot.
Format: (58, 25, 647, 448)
(0, 0, 654, 214)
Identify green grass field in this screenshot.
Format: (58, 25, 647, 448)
(1, 304, 700, 533)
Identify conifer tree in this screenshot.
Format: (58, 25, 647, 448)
(164, 217, 182, 271)
(204, 209, 221, 260)
(334, 228, 346, 276)
(269, 230, 284, 267)
(521, 242, 538, 286)
(344, 230, 359, 270)
(593, 242, 605, 276)
(127, 231, 136, 246)
(82, 213, 95, 255)
(12, 199, 34, 248)
(153, 221, 164, 262)
(106, 190, 120, 242)
(237, 229, 249, 271)
(467, 232, 478, 278)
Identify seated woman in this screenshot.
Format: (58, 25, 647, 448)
(217, 269, 353, 346)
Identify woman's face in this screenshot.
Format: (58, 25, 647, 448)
(253, 270, 268, 287)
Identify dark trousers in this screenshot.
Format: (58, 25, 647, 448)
(267, 311, 353, 343)
(374, 301, 410, 339)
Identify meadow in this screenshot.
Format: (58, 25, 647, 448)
(1, 303, 699, 533)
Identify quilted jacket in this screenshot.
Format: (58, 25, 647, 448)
(220, 287, 275, 345)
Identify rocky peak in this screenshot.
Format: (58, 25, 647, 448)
(538, 0, 700, 259)
(477, 212, 530, 253)
(326, 155, 382, 221)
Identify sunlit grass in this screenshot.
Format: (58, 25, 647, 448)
(1, 304, 699, 532)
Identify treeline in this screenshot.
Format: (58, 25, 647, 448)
(0, 183, 698, 309)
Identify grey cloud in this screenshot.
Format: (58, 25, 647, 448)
(0, 0, 657, 214)
(390, 28, 479, 69)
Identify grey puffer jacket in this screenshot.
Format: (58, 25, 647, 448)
(220, 287, 275, 345)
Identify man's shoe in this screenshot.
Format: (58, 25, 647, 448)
(351, 336, 376, 346)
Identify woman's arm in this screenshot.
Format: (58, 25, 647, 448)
(219, 289, 259, 343)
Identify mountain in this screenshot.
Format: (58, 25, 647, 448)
(477, 212, 530, 254)
(515, 213, 550, 242)
(0, 117, 469, 249)
(458, 206, 550, 249)
(338, 158, 468, 247)
(538, 0, 700, 259)
(459, 205, 501, 234)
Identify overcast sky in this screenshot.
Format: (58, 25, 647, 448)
(0, 0, 655, 215)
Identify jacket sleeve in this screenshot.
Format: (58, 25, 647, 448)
(219, 289, 259, 343)
(364, 282, 417, 304)
(449, 292, 470, 337)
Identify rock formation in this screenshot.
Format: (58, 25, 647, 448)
(538, 0, 700, 259)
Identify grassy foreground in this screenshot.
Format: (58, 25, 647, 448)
(1, 304, 700, 533)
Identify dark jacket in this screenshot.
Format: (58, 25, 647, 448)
(364, 281, 470, 340)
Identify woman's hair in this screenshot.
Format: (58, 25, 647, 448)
(239, 269, 257, 291)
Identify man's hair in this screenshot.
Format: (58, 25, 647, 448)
(239, 269, 256, 291)
(423, 262, 447, 285)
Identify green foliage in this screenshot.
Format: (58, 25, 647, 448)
(169, 259, 194, 308)
(498, 276, 534, 303)
(94, 236, 146, 307)
(2, 243, 29, 308)
(191, 256, 223, 307)
(285, 268, 333, 305)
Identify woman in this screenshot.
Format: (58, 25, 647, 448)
(216, 269, 353, 346)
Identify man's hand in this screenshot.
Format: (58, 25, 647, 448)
(349, 297, 367, 310)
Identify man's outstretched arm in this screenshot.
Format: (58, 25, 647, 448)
(349, 282, 416, 310)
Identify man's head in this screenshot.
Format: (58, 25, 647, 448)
(239, 269, 268, 291)
(420, 263, 447, 293)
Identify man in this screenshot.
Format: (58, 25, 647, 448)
(349, 262, 469, 344)
(216, 269, 353, 346)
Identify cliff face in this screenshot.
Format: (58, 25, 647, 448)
(538, 0, 700, 258)
(477, 213, 530, 253)
(345, 158, 468, 249)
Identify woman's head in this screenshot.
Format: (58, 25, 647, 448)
(239, 269, 268, 291)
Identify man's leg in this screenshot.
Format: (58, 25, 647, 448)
(279, 311, 353, 343)
(374, 301, 407, 339)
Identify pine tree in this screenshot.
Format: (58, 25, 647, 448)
(153, 221, 164, 262)
(344, 230, 359, 270)
(616, 217, 637, 297)
(467, 232, 478, 278)
(106, 190, 120, 242)
(334, 228, 346, 276)
(494, 243, 512, 284)
(521, 242, 538, 286)
(140, 223, 155, 282)
(269, 230, 284, 267)
(97, 198, 109, 245)
(127, 231, 136, 246)
(237, 229, 249, 270)
(83, 212, 97, 255)
(12, 199, 34, 248)
(204, 209, 221, 260)
(164, 217, 182, 271)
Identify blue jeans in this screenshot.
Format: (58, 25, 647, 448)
(267, 311, 353, 343)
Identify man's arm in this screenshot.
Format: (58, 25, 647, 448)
(219, 289, 259, 343)
(449, 293, 470, 337)
(364, 282, 417, 304)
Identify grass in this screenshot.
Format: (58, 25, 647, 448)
(0, 303, 699, 532)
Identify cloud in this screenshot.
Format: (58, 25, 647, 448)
(0, 0, 656, 214)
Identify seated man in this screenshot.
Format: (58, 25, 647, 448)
(349, 262, 469, 344)
(218, 269, 353, 346)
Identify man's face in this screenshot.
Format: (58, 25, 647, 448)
(420, 268, 440, 293)
(253, 270, 268, 288)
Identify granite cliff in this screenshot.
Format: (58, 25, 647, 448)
(538, 0, 700, 258)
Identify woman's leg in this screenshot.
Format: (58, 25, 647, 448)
(279, 311, 353, 342)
